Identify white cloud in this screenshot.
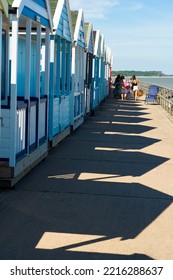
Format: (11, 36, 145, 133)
(70, 0, 119, 20)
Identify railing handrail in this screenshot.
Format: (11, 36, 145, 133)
(140, 81, 173, 115)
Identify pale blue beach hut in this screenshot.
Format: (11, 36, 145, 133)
(0, 0, 52, 187)
(48, 0, 72, 147)
(71, 9, 85, 130)
(84, 22, 93, 114)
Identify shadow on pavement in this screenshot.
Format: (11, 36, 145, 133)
(0, 97, 172, 260)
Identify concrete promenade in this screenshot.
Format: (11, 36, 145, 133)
(0, 94, 173, 260)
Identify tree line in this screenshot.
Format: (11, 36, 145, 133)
(112, 70, 166, 77)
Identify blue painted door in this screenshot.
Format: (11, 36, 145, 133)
(1, 29, 6, 100)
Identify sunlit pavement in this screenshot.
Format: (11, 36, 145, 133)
(0, 94, 173, 260)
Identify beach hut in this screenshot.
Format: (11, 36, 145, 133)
(71, 9, 85, 130)
(48, 0, 72, 147)
(0, 0, 52, 187)
(84, 22, 93, 115)
(91, 30, 101, 113)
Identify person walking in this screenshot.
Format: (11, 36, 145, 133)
(121, 75, 130, 100)
(130, 75, 140, 100)
(113, 74, 122, 98)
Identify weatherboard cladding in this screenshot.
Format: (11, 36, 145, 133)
(9, 0, 50, 28)
(78, 14, 85, 48)
(22, 7, 50, 27)
(32, 0, 47, 9)
(9, 0, 46, 8)
(49, 0, 71, 41)
(57, 1, 71, 41)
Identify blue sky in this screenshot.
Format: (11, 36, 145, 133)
(70, 0, 173, 74)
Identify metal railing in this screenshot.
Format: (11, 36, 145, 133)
(157, 86, 173, 115)
(140, 81, 173, 115)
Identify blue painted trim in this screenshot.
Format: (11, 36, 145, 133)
(49, 63, 54, 141)
(16, 149, 27, 159)
(22, 6, 50, 28)
(77, 40, 85, 48)
(56, 37, 61, 97)
(32, 0, 47, 9)
(1, 29, 6, 100)
(29, 142, 37, 153)
(40, 96, 48, 140)
(61, 39, 66, 95)
(39, 136, 47, 145)
(1, 105, 10, 109)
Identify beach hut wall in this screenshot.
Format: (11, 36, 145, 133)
(0, 0, 52, 187)
(48, 0, 72, 146)
(71, 9, 85, 130)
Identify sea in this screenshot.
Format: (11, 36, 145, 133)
(137, 77, 173, 90)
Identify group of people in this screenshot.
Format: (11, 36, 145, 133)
(113, 74, 140, 101)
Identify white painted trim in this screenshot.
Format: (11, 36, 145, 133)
(92, 57, 95, 78)
(73, 9, 83, 43)
(99, 58, 101, 78)
(94, 30, 100, 56)
(50, 38, 55, 63)
(12, 0, 21, 6)
(52, 0, 64, 31)
(10, 20, 18, 85)
(71, 45, 75, 75)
